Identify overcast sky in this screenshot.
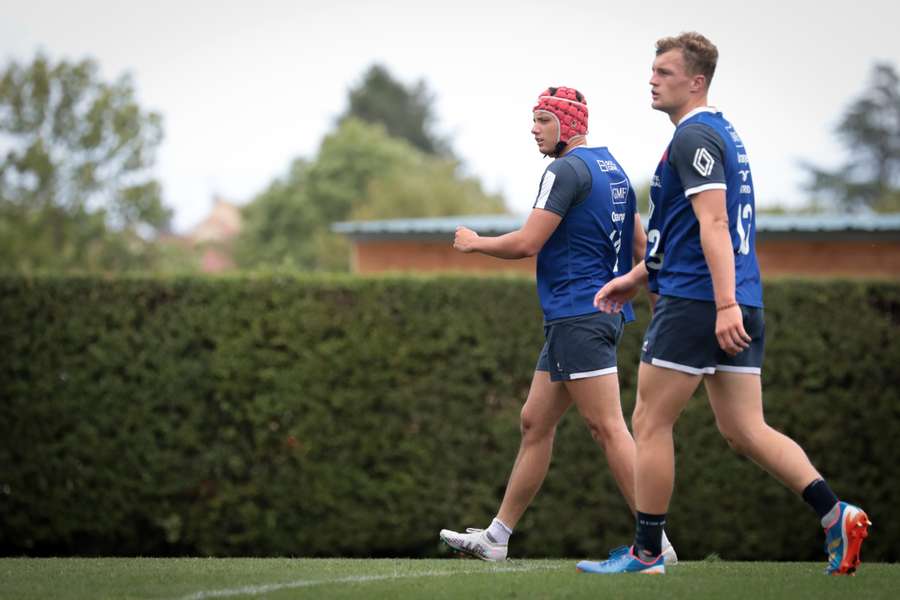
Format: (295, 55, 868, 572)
(2, 0, 899, 231)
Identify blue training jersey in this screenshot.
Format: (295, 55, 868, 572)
(534, 146, 637, 322)
(645, 108, 763, 307)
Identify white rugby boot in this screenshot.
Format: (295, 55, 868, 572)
(439, 527, 508, 561)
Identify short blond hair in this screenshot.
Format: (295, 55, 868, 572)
(655, 32, 718, 87)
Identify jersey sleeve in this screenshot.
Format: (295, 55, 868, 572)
(533, 158, 581, 217)
(627, 181, 638, 215)
(669, 124, 727, 198)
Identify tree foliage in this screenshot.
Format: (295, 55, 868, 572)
(354, 158, 505, 220)
(235, 119, 505, 271)
(803, 62, 900, 212)
(0, 53, 172, 272)
(339, 64, 450, 157)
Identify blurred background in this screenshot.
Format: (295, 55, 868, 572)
(2, 0, 899, 275)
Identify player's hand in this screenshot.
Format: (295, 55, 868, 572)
(594, 274, 639, 314)
(715, 304, 752, 356)
(453, 226, 479, 253)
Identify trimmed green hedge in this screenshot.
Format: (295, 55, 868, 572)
(1, 275, 897, 561)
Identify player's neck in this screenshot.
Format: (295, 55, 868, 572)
(669, 96, 710, 126)
(559, 136, 587, 156)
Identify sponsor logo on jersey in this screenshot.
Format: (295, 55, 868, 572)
(611, 211, 626, 223)
(739, 169, 751, 182)
(725, 123, 744, 148)
(651, 175, 662, 188)
(609, 179, 629, 205)
(737, 153, 749, 164)
(597, 159, 619, 172)
(740, 184, 752, 195)
(693, 147, 715, 177)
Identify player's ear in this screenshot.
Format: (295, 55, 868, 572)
(690, 74, 707, 93)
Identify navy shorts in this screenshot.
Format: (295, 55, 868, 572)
(641, 296, 765, 375)
(536, 311, 625, 382)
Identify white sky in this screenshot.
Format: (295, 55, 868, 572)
(2, 0, 899, 231)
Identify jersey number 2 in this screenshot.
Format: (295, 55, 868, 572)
(735, 203, 752, 255)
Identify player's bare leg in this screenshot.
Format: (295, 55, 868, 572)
(566, 368, 679, 563)
(496, 370, 572, 528)
(704, 372, 820, 492)
(631, 363, 702, 514)
(440, 370, 570, 560)
(564, 373, 636, 511)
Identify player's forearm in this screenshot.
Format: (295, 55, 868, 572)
(699, 216, 737, 306)
(627, 260, 650, 286)
(471, 230, 538, 259)
(632, 215, 647, 263)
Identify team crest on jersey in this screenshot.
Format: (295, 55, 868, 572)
(692, 147, 715, 177)
(609, 178, 629, 205)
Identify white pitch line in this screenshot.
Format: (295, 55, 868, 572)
(173, 563, 561, 600)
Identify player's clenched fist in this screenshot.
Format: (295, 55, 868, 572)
(453, 226, 479, 253)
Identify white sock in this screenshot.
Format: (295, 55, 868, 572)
(661, 529, 671, 549)
(486, 517, 512, 545)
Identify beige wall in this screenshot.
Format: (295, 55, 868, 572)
(756, 240, 900, 277)
(353, 241, 535, 274)
(352, 238, 900, 278)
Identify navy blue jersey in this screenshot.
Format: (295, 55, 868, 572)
(645, 108, 763, 307)
(533, 146, 637, 322)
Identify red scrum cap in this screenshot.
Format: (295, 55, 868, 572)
(533, 86, 588, 145)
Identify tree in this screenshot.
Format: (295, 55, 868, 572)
(234, 119, 416, 271)
(233, 158, 317, 269)
(339, 64, 450, 156)
(802, 62, 900, 212)
(0, 53, 171, 272)
(353, 158, 505, 220)
(235, 119, 506, 271)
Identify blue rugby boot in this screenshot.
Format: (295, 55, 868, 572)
(608, 531, 677, 566)
(577, 546, 665, 574)
(823, 502, 870, 575)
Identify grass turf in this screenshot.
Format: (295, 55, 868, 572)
(1, 558, 898, 600)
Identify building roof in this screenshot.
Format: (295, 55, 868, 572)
(333, 213, 900, 241)
(333, 215, 524, 237)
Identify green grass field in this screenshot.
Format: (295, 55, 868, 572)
(1, 557, 898, 600)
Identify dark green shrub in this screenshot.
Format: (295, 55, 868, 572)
(0, 275, 896, 561)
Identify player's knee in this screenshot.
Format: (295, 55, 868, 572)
(582, 415, 623, 445)
(718, 425, 752, 456)
(519, 409, 555, 442)
(632, 403, 672, 443)
(631, 403, 652, 441)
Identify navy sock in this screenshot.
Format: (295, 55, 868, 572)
(802, 478, 839, 520)
(634, 512, 666, 559)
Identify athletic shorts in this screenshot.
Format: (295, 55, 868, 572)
(640, 295, 765, 375)
(536, 311, 625, 382)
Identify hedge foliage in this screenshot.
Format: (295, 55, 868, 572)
(1, 275, 898, 561)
